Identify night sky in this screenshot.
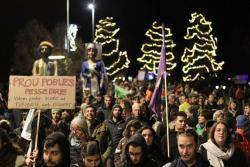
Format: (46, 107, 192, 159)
(1, 0, 250, 83)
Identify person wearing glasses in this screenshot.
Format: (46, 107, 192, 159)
(69, 116, 90, 167)
(120, 133, 158, 167)
(32, 41, 58, 76)
(199, 121, 248, 167)
(80, 43, 107, 98)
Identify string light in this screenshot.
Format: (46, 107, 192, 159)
(137, 21, 176, 74)
(94, 17, 130, 77)
(67, 24, 78, 51)
(181, 12, 224, 82)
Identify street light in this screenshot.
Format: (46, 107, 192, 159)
(88, 0, 95, 41)
(66, 0, 70, 53)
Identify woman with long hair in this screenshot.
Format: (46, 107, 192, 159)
(199, 121, 248, 167)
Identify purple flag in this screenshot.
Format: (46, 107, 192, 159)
(149, 24, 166, 119)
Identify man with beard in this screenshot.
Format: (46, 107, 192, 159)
(42, 132, 70, 167)
(104, 104, 126, 166)
(104, 104, 126, 150)
(163, 129, 210, 167)
(25, 132, 70, 167)
(83, 105, 113, 167)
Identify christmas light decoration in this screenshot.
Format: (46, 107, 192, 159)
(137, 21, 176, 74)
(67, 24, 78, 51)
(181, 12, 224, 82)
(94, 17, 130, 78)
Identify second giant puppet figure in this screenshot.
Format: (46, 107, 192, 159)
(80, 43, 107, 97)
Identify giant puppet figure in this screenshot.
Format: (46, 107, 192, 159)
(80, 43, 107, 97)
(32, 41, 58, 76)
(22, 41, 57, 166)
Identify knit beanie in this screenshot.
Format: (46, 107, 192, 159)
(236, 115, 249, 128)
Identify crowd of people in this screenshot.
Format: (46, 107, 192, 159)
(0, 41, 250, 167)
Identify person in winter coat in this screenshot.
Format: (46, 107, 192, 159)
(119, 133, 158, 167)
(0, 128, 26, 167)
(69, 116, 90, 167)
(81, 140, 103, 167)
(115, 119, 142, 167)
(138, 126, 164, 166)
(163, 128, 210, 167)
(199, 121, 248, 167)
(83, 105, 113, 167)
(104, 104, 126, 153)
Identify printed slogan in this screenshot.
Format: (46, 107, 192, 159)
(8, 76, 76, 109)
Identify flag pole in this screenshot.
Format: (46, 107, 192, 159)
(33, 109, 41, 167)
(161, 23, 170, 158)
(164, 72, 170, 158)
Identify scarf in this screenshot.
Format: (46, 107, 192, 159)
(202, 139, 235, 167)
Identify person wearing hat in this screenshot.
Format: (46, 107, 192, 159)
(32, 41, 58, 76)
(104, 104, 126, 153)
(82, 140, 103, 167)
(235, 115, 250, 166)
(236, 115, 250, 136)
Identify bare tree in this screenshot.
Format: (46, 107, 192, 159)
(13, 19, 52, 75)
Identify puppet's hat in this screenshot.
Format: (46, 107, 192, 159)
(39, 41, 54, 48)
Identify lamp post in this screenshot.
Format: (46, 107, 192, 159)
(88, 0, 95, 41)
(66, 0, 70, 53)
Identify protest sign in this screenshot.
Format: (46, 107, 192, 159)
(8, 75, 76, 109)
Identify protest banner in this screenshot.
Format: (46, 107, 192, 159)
(8, 75, 76, 109)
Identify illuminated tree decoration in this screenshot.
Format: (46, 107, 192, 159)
(137, 21, 176, 74)
(94, 17, 130, 78)
(67, 24, 78, 52)
(181, 12, 224, 82)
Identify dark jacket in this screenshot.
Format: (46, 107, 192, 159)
(92, 122, 113, 163)
(199, 145, 248, 167)
(125, 116, 149, 127)
(119, 133, 159, 167)
(98, 104, 113, 121)
(161, 130, 179, 162)
(50, 120, 70, 137)
(69, 137, 84, 167)
(138, 126, 164, 166)
(0, 146, 26, 167)
(167, 153, 211, 167)
(104, 118, 126, 152)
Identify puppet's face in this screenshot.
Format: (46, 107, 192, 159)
(87, 43, 97, 60)
(40, 45, 50, 57)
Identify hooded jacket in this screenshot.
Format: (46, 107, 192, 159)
(119, 133, 158, 167)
